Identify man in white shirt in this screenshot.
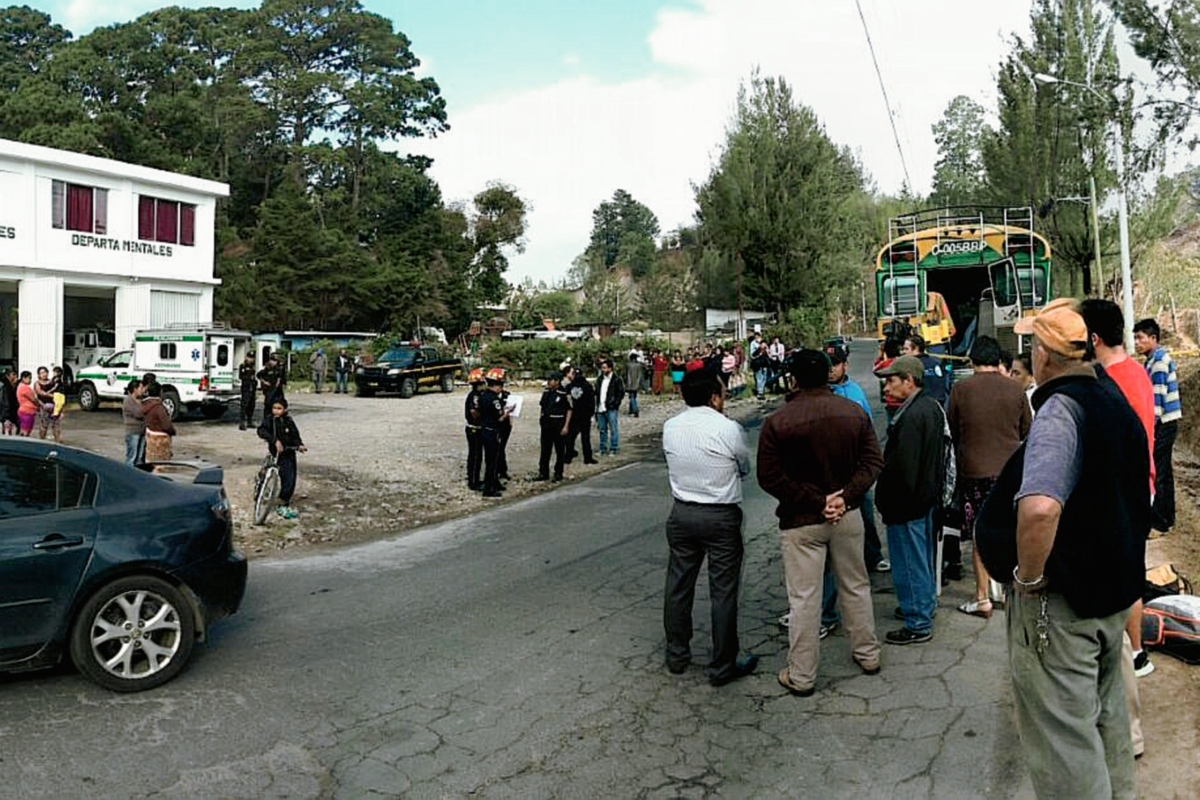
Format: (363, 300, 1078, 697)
(662, 370, 757, 686)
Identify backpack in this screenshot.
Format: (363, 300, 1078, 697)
(1141, 594, 1200, 664)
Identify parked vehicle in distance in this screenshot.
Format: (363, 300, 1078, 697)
(354, 345, 462, 398)
(0, 438, 247, 692)
(62, 327, 118, 388)
(74, 323, 254, 420)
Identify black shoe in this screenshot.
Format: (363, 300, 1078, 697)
(709, 655, 758, 687)
(531, 474, 550, 482)
(467, 483, 481, 491)
(238, 423, 246, 431)
(552, 475, 563, 482)
(583, 458, 599, 464)
(667, 660, 689, 675)
(482, 491, 503, 499)
(498, 473, 511, 481)
(886, 628, 932, 645)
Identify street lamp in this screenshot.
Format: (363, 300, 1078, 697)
(1033, 73, 1135, 349)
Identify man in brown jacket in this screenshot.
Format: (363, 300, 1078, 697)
(758, 350, 885, 696)
(946, 336, 1031, 617)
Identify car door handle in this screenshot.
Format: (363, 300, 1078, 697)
(33, 534, 85, 550)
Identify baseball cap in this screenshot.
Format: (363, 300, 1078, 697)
(874, 355, 924, 380)
(547, 370, 564, 381)
(1013, 298, 1087, 358)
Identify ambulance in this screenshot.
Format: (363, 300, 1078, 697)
(75, 324, 254, 420)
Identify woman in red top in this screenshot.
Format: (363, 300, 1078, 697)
(651, 351, 668, 394)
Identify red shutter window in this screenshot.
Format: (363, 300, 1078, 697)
(66, 184, 93, 233)
(51, 180, 66, 229)
(138, 196, 155, 240)
(179, 204, 195, 246)
(156, 200, 178, 244)
(93, 188, 107, 235)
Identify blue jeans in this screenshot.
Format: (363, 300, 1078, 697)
(755, 368, 768, 397)
(887, 510, 937, 633)
(124, 432, 145, 467)
(596, 409, 619, 453)
(335, 371, 349, 393)
(627, 391, 639, 415)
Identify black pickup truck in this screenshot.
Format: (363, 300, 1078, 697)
(354, 346, 463, 398)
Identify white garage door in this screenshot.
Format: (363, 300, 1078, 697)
(150, 291, 199, 328)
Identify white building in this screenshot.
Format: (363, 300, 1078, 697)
(0, 139, 229, 374)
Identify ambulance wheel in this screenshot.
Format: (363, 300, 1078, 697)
(161, 388, 182, 420)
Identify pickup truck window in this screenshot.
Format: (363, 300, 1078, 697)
(105, 351, 133, 369)
(380, 349, 417, 366)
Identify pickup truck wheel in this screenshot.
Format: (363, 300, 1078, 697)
(77, 382, 100, 412)
(440, 373, 455, 393)
(162, 388, 182, 421)
(399, 377, 417, 399)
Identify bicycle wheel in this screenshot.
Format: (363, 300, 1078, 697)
(253, 466, 280, 525)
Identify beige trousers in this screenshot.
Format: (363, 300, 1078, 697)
(1121, 632, 1144, 757)
(781, 512, 881, 690)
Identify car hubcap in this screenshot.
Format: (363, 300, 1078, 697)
(90, 589, 182, 680)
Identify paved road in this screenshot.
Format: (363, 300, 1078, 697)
(0, 375, 1041, 798)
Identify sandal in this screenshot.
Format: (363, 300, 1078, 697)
(957, 599, 993, 619)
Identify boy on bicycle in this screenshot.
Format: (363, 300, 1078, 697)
(257, 397, 306, 519)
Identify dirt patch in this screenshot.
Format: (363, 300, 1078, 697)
(57, 383, 769, 558)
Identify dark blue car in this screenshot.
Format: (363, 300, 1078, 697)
(0, 438, 247, 691)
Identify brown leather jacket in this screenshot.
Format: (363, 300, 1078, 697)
(757, 387, 883, 529)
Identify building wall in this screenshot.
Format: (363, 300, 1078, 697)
(0, 140, 227, 373)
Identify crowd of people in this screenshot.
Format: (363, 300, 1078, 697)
(657, 302, 1183, 800)
(0, 365, 67, 439)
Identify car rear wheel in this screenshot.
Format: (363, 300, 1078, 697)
(440, 373, 454, 393)
(77, 382, 99, 412)
(161, 388, 182, 420)
(69, 576, 196, 692)
(399, 377, 417, 399)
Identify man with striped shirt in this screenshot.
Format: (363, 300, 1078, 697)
(661, 370, 757, 686)
(1134, 318, 1182, 533)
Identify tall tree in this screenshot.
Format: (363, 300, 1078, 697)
(930, 96, 989, 207)
(1108, 0, 1200, 152)
(695, 72, 869, 338)
(465, 182, 529, 305)
(586, 189, 660, 269)
(983, 0, 1123, 296)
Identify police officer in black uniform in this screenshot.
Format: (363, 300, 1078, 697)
(564, 365, 597, 465)
(464, 368, 486, 490)
(257, 353, 287, 410)
(535, 370, 573, 482)
(491, 369, 513, 481)
(478, 371, 508, 498)
(238, 352, 257, 430)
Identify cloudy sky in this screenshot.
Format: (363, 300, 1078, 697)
(48, 0, 1044, 285)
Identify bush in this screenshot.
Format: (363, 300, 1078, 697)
(479, 334, 674, 376)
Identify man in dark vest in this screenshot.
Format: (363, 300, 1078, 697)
(238, 352, 257, 430)
(977, 298, 1148, 799)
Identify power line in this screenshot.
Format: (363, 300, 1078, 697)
(854, 0, 912, 191)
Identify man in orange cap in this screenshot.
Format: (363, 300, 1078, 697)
(975, 297, 1149, 798)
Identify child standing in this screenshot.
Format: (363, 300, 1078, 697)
(257, 397, 306, 519)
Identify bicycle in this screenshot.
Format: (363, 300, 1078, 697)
(252, 454, 281, 525)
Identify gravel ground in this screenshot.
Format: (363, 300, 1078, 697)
(57, 381, 771, 558)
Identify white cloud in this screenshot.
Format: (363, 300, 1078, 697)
(413, 0, 1035, 286)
